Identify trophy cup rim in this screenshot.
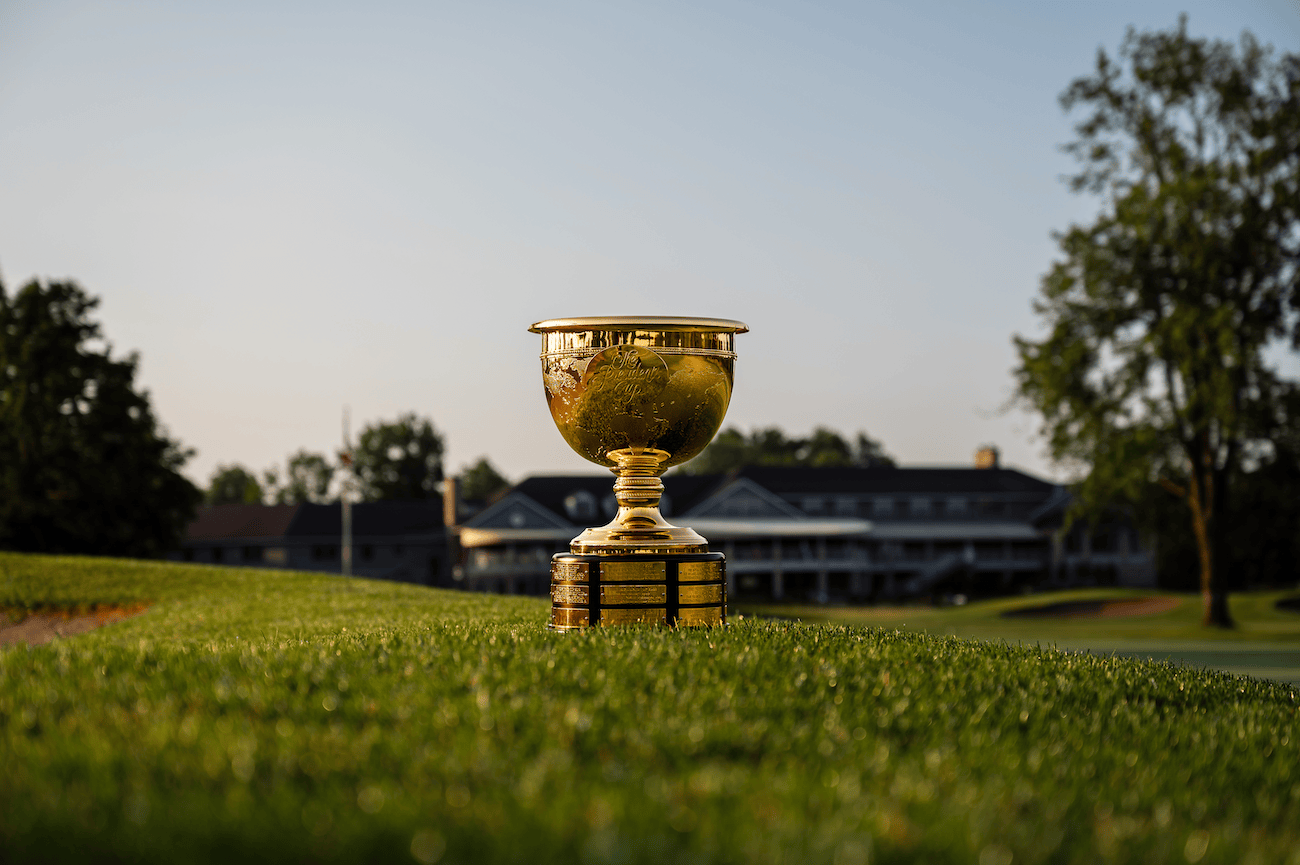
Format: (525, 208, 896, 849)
(529, 316, 749, 334)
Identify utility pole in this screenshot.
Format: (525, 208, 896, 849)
(339, 407, 353, 577)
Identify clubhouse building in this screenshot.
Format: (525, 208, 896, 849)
(170, 449, 1156, 603)
(451, 451, 1157, 603)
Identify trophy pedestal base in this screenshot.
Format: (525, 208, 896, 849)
(548, 552, 726, 631)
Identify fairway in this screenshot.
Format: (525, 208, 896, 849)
(741, 588, 1300, 686)
(2, 554, 1298, 865)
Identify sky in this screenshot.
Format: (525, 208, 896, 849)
(2, 0, 1299, 489)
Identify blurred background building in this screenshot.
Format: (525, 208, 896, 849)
(172, 500, 448, 585)
(451, 450, 1156, 604)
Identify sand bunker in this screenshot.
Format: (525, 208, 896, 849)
(1001, 596, 1181, 619)
(0, 603, 151, 647)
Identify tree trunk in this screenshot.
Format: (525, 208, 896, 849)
(1206, 457, 1235, 629)
(1187, 452, 1233, 629)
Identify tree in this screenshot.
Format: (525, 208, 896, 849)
(265, 450, 334, 504)
(0, 278, 201, 556)
(353, 412, 444, 501)
(678, 426, 895, 474)
(1144, 389, 1300, 591)
(1012, 18, 1300, 627)
(457, 457, 510, 503)
(206, 464, 263, 505)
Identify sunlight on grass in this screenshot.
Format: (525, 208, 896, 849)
(2, 553, 1298, 864)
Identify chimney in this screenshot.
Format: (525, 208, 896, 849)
(974, 445, 999, 469)
(443, 476, 459, 527)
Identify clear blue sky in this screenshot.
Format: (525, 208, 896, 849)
(3, 1, 1299, 487)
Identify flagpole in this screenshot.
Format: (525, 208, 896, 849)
(340, 407, 353, 577)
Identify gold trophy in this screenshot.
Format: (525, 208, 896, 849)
(529, 317, 748, 630)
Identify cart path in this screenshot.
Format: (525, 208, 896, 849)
(1, 604, 151, 647)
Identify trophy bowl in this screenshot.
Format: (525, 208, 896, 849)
(529, 316, 748, 629)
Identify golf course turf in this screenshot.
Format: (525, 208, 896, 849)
(1, 552, 1297, 864)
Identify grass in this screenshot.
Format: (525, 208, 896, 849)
(1, 552, 1298, 865)
(738, 587, 1300, 644)
(740, 587, 1300, 685)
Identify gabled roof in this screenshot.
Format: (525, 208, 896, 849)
(731, 465, 1056, 496)
(509, 475, 612, 517)
(186, 504, 300, 540)
(462, 491, 574, 530)
(506, 473, 727, 521)
(682, 477, 807, 519)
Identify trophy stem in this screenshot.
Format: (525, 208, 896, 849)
(610, 448, 669, 516)
(568, 448, 709, 555)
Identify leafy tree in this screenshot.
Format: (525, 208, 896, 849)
(457, 457, 510, 503)
(679, 426, 894, 474)
(206, 464, 263, 505)
(265, 450, 334, 504)
(1012, 18, 1300, 627)
(1145, 390, 1300, 591)
(0, 278, 201, 556)
(353, 412, 444, 501)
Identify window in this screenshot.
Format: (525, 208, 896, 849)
(946, 497, 968, 517)
(211, 547, 224, 563)
(802, 497, 825, 515)
(312, 545, 338, 561)
(894, 498, 911, 518)
(909, 498, 931, 517)
(181, 549, 195, 562)
(361, 544, 374, 561)
(872, 498, 893, 517)
(563, 490, 597, 521)
(241, 546, 261, 562)
(834, 497, 856, 516)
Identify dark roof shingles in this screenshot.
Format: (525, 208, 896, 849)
(186, 504, 301, 540)
(735, 466, 1055, 495)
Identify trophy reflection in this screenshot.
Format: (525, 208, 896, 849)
(528, 317, 748, 630)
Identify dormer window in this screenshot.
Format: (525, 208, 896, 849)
(563, 490, 597, 521)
